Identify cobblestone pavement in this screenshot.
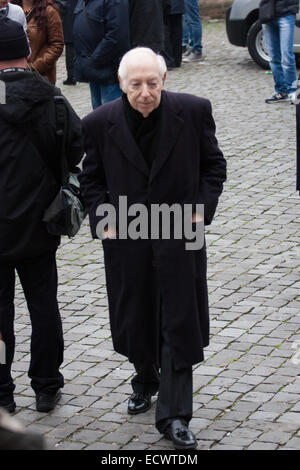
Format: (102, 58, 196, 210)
(11, 21, 300, 451)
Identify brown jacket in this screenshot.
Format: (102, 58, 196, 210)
(27, 4, 64, 84)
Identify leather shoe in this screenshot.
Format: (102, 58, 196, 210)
(36, 390, 61, 412)
(127, 392, 152, 415)
(164, 419, 197, 449)
(63, 78, 77, 85)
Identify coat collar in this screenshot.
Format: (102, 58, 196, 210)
(107, 90, 184, 182)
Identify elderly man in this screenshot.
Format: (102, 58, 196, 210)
(79, 47, 226, 449)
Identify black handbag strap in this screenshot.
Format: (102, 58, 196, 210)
(25, 8, 36, 23)
(53, 95, 69, 185)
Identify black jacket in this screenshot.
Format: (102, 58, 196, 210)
(0, 70, 83, 262)
(73, 0, 130, 85)
(275, 0, 299, 17)
(129, 0, 165, 52)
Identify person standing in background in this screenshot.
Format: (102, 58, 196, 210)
(164, 0, 185, 68)
(73, 0, 130, 109)
(61, 0, 77, 85)
(11, 0, 64, 84)
(182, 0, 203, 62)
(260, 0, 299, 103)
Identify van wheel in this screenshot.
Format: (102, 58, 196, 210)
(247, 20, 270, 70)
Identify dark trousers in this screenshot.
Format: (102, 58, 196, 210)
(65, 43, 75, 81)
(0, 251, 64, 404)
(164, 14, 183, 67)
(132, 313, 193, 434)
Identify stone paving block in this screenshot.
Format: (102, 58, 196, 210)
(212, 444, 244, 450)
(71, 428, 106, 444)
(277, 412, 300, 425)
(101, 431, 135, 445)
(84, 442, 122, 450)
(50, 405, 83, 418)
(257, 431, 291, 445)
(283, 437, 300, 449)
(194, 407, 222, 419)
(68, 396, 100, 407)
(247, 442, 278, 450)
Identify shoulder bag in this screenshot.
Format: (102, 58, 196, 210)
(42, 95, 86, 238)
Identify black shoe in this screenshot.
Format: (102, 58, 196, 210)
(0, 400, 16, 414)
(164, 419, 197, 450)
(63, 78, 77, 85)
(127, 392, 152, 415)
(36, 390, 61, 412)
(265, 92, 289, 103)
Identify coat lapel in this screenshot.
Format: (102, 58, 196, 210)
(107, 99, 150, 178)
(149, 91, 184, 183)
(106, 92, 184, 181)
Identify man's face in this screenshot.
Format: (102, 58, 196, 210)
(0, 1, 8, 8)
(121, 56, 166, 118)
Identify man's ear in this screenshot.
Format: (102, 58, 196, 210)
(162, 71, 167, 86)
(118, 74, 126, 93)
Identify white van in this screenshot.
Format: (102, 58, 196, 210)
(226, 0, 300, 68)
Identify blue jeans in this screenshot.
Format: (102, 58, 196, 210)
(89, 82, 121, 109)
(262, 14, 297, 94)
(182, 0, 202, 52)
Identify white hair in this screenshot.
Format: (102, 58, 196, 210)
(118, 47, 167, 88)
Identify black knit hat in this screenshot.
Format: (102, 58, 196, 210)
(0, 17, 30, 61)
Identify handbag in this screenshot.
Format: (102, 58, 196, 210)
(42, 96, 86, 238)
(259, 0, 275, 24)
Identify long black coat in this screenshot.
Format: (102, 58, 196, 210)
(79, 91, 226, 369)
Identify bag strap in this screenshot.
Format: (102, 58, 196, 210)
(53, 95, 69, 185)
(25, 8, 36, 23)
